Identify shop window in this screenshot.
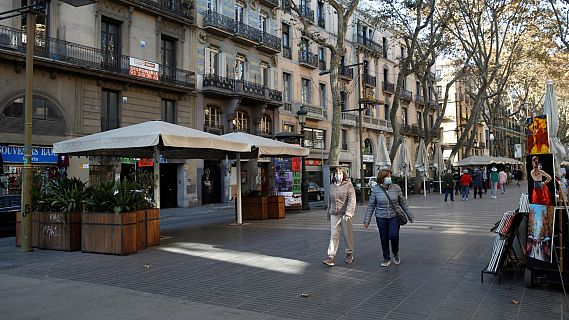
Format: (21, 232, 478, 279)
(304, 127, 325, 149)
(1, 94, 65, 136)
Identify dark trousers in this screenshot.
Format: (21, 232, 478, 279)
(483, 180, 488, 193)
(376, 216, 400, 260)
(473, 186, 483, 198)
(444, 187, 454, 201)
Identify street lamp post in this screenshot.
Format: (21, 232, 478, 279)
(297, 105, 309, 210)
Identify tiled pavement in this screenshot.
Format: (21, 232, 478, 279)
(1, 183, 568, 319)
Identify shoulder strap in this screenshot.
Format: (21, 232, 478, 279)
(379, 186, 397, 208)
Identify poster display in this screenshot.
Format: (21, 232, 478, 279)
(274, 157, 302, 207)
(526, 154, 555, 206)
(527, 204, 554, 263)
(527, 115, 550, 155)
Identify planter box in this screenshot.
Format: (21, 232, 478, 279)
(268, 196, 285, 219)
(145, 208, 160, 247)
(16, 211, 39, 248)
(82, 211, 137, 256)
(38, 212, 81, 251)
(242, 196, 269, 220)
(135, 210, 146, 250)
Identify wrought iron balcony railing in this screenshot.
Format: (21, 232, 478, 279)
(236, 79, 266, 97)
(300, 5, 315, 22)
(283, 102, 292, 112)
(268, 89, 283, 101)
(258, 0, 279, 9)
(364, 74, 377, 87)
(415, 94, 425, 104)
(282, 46, 292, 59)
(259, 31, 281, 52)
(133, 0, 194, 23)
(357, 35, 382, 53)
(382, 81, 395, 93)
(203, 74, 235, 91)
(338, 66, 354, 79)
(0, 25, 194, 89)
(299, 50, 319, 68)
(203, 10, 236, 35)
(401, 89, 413, 100)
(235, 22, 263, 44)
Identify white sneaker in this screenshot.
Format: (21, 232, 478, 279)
(393, 255, 401, 265)
(381, 259, 391, 267)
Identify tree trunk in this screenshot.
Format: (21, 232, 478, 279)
(328, 52, 342, 167)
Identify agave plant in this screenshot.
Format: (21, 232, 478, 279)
(111, 180, 147, 214)
(89, 181, 115, 212)
(48, 177, 92, 214)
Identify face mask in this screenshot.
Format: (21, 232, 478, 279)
(384, 177, 392, 185)
(335, 174, 343, 182)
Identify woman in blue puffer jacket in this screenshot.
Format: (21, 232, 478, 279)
(364, 169, 414, 267)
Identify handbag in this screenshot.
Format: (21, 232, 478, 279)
(379, 186, 409, 225)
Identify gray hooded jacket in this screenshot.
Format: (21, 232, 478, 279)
(364, 184, 414, 224)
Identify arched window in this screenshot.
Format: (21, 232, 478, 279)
(364, 138, 373, 155)
(258, 114, 272, 136)
(1, 95, 65, 136)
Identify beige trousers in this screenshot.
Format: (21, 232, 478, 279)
(327, 214, 354, 257)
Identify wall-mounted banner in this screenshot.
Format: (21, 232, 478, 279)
(0, 145, 57, 164)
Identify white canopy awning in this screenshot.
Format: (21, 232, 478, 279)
(53, 121, 250, 159)
(454, 155, 523, 166)
(222, 132, 309, 157)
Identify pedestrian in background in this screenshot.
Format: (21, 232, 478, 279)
(472, 168, 483, 199)
(482, 167, 488, 194)
(442, 169, 455, 202)
(460, 169, 473, 201)
(515, 169, 523, 187)
(490, 167, 499, 199)
(453, 171, 461, 196)
(323, 167, 356, 266)
(499, 169, 508, 194)
(364, 169, 414, 267)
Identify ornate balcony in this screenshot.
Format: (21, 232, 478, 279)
(364, 74, 377, 87)
(401, 124, 424, 137)
(203, 10, 235, 37)
(258, 0, 279, 9)
(120, 0, 194, 24)
(233, 22, 263, 46)
(338, 66, 353, 80)
(362, 116, 383, 130)
(382, 81, 395, 94)
(282, 46, 292, 59)
(268, 89, 283, 104)
(341, 113, 357, 126)
(356, 35, 382, 53)
(257, 31, 281, 54)
(202, 74, 235, 96)
(401, 89, 413, 101)
(300, 5, 315, 23)
(415, 94, 425, 105)
(299, 51, 318, 68)
(294, 103, 324, 120)
(0, 25, 194, 91)
(235, 79, 266, 98)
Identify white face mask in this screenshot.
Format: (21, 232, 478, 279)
(335, 173, 343, 182)
(384, 177, 392, 185)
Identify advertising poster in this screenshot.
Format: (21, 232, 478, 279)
(274, 157, 301, 207)
(527, 204, 554, 263)
(527, 115, 550, 155)
(526, 154, 555, 206)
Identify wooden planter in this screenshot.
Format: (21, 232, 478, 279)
(135, 210, 146, 250)
(268, 196, 285, 219)
(145, 208, 160, 247)
(38, 212, 81, 251)
(16, 211, 39, 248)
(82, 211, 137, 256)
(242, 196, 269, 220)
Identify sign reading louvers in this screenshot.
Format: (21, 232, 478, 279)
(128, 57, 159, 81)
(0, 145, 58, 163)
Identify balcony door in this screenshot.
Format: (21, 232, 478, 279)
(161, 36, 176, 79)
(101, 18, 121, 72)
(235, 2, 244, 29)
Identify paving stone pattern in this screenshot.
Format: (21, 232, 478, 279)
(1, 183, 568, 319)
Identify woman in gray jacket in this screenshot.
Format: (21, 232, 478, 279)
(364, 169, 414, 267)
(323, 167, 356, 266)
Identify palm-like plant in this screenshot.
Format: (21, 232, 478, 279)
(48, 177, 92, 214)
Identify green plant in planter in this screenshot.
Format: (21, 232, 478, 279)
(111, 180, 148, 214)
(89, 181, 115, 212)
(48, 177, 92, 214)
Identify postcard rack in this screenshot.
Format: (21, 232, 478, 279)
(481, 209, 525, 283)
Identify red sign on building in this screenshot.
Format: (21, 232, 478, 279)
(292, 157, 301, 172)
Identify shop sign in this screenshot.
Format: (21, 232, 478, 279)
(0, 145, 57, 163)
(292, 157, 301, 172)
(514, 144, 522, 159)
(363, 154, 374, 163)
(138, 158, 154, 167)
(305, 159, 322, 166)
(128, 57, 159, 81)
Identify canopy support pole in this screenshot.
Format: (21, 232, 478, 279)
(236, 153, 242, 224)
(423, 178, 427, 197)
(405, 175, 408, 199)
(154, 146, 160, 209)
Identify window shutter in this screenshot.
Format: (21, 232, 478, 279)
(204, 48, 212, 75)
